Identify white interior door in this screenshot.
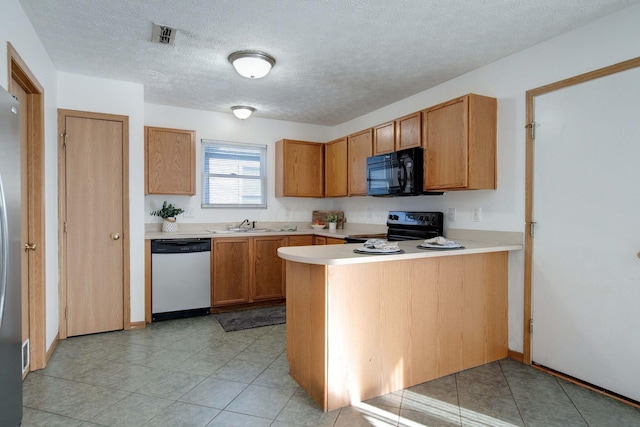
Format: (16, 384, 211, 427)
(532, 66, 640, 401)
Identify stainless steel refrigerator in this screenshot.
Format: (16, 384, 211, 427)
(0, 86, 23, 426)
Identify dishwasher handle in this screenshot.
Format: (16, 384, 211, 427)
(151, 238, 211, 253)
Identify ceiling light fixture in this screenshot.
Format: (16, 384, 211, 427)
(231, 106, 256, 120)
(228, 50, 276, 79)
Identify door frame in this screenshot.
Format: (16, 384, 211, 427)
(57, 109, 131, 339)
(7, 42, 47, 371)
(523, 56, 640, 364)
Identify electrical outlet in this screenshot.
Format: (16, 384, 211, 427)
(448, 208, 456, 222)
(472, 207, 482, 222)
(285, 208, 291, 218)
(183, 209, 194, 218)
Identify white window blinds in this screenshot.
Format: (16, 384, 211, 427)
(201, 140, 267, 208)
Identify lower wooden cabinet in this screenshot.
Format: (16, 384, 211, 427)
(212, 235, 310, 307)
(253, 236, 287, 301)
(313, 235, 344, 245)
(211, 238, 251, 306)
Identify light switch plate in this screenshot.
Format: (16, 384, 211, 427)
(448, 208, 456, 222)
(472, 207, 482, 222)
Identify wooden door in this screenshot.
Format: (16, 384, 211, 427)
(212, 238, 250, 306)
(348, 129, 372, 196)
(530, 65, 640, 402)
(60, 111, 127, 337)
(253, 236, 286, 300)
(324, 137, 348, 197)
(9, 44, 47, 371)
(276, 139, 324, 197)
(12, 81, 30, 361)
(423, 98, 468, 189)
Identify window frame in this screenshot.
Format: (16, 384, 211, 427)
(201, 139, 268, 209)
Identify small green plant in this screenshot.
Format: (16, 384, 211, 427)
(326, 213, 339, 223)
(150, 201, 185, 219)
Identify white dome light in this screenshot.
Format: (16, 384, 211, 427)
(228, 51, 276, 79)
(231, 106, 256, 120)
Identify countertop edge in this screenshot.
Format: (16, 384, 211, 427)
(277, 241, 523, 265)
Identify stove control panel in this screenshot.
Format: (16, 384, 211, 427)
(387, 211, 443, 227)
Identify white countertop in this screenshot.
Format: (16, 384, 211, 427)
(145, 228, 357, 240)
(277, 239, 522, 265)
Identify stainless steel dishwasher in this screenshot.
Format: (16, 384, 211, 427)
(151, 238, 211, 321)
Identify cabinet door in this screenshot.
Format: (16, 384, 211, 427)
(288, 235, 314, 246)
(373, 122, 395, 155)
(253, 236, 287, 301)
(145, 126, 195, 195)
(325, 237, 344, 245)
(313, 236, 327, 245)
(276, 139, 324, 197)
(396, 112, 422, 151)
(423, 94, 496, 191)
(212, 238, 251, 306)
(423, 98, 468, 190)
(348, 129, 373, 196)
(325, 137, 348, 197)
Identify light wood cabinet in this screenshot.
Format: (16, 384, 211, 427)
(372, 112, 422, 155)
(211, 238, 251, 306)
(372, 121, 395, 155)
(288, 235, 314, 246)
(253, 236, 287, 301)
(313, 236, 326, 245)
(396, 112, 422, 151)
(326, 237, 344, 245)
(348, 129, 373, 196)
(324, 137, 348, 197)
(276, 139, 324, 197)
(422, 94, 497, 190)
(145, 126, 195, 195)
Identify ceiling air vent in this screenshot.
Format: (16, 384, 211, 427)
(151, 23, 177, 45)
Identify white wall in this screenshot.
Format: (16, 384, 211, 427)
(328, 3, 640, 352)
(57, 72, 146, 322)
(144, 104, 333, 227)
(1, 0, 60, 349)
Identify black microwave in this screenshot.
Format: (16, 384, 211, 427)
(366, 147, 425, 197)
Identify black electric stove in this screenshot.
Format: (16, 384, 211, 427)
(344, 211, 444, 243)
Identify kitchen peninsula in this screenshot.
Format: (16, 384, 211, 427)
(278, 238, 522, 411)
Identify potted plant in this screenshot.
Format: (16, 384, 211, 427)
(150, 201, 185, 233)
(326, 213, 339, 230)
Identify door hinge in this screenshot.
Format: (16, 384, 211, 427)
(64, 221, 68, 233)
(525, 121, 536, 139)
(60, 131, 68, 147)
(529, 221, 537, 237)
(529, 319, 534, 334)
(65, 307, 68, 319)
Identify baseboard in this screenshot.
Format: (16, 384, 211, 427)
(128, 321, 146, 330)
(508, 349, 524, 363)
(45, 333, 59, 364)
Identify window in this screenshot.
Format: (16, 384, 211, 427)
(201, 140, 267, 208)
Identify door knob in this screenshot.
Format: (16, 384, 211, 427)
(110, 233, 121, 241)
(24, 243, 37, 252)
(637, 251, 640, 259)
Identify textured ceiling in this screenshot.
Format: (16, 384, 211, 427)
(18, 0, 639, 125)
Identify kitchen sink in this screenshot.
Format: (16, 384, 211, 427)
(227, 228, 275, 233)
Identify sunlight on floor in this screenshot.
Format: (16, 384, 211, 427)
(352, 390, 520, 427)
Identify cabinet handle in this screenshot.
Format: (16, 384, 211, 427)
(111, 233, 121, 241)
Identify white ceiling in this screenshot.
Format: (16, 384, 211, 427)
(18, 0, 639, 126)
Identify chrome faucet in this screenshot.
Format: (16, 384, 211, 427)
(238, 219, 251, 229)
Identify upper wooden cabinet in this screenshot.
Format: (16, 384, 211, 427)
(396, 112, 422, 151)
(422, 94, 497, 191)
(373, 121, 395, 155)
(276, 139, 324, 197)
(324, 137, 348, 197)
(372, 112, 422, 155)
(145, 126, 195, 195)
(348, 129, 373, 196)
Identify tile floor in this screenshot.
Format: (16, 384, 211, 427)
(22, 315, 640, 426)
